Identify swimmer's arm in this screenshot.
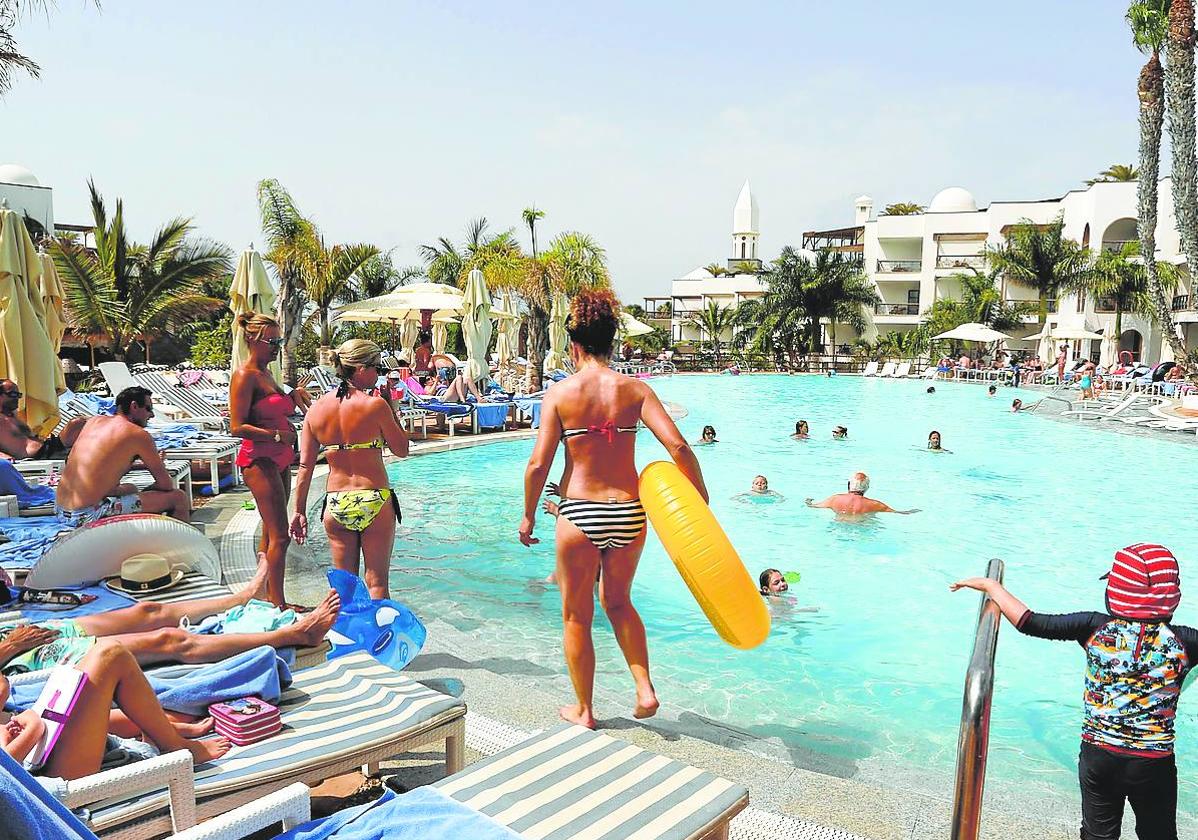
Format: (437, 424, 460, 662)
(949, 578, 1030, 627)
(640, 387, 708, 503)
(804, 496, 832, 508)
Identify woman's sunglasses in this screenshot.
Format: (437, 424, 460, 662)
(257, 337, 285, 348)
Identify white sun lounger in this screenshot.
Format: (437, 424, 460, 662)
(893, 361, 911, 378)
(877, 361, 897, 377)
(76, 651, 466, 839)
(861, 361, 879, 377)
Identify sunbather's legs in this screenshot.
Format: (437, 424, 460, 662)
(42, 640, 230, 780)
(103, 590, 340, 667)
(554, 515, 600, 729)
(358, 504, 397, 600)
(76, 556, 270, 637)
(598, 531, 658, 720)
(242, 459, 291, 607)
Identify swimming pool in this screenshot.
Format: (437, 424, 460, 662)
(316, 375, 1198, 818)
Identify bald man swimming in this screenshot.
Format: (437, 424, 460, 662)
(804, 472, 919, 518)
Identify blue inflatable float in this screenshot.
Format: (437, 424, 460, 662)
(325, 570, 427, 671)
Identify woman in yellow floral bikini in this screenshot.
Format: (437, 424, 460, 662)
(291, 339, 411, 599)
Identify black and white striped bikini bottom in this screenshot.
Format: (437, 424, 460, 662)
(557, 497, 647, 550)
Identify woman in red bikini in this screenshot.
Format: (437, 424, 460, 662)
(519, 290, 707, 729)
(229, 313, 309, 608)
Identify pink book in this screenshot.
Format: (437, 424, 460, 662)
(25, 667, 89, 768)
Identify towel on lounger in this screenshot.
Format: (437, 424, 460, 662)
(0, 748, 93, 839)
(515, 398, 542, 428)
(472, 402, 509, 429)
(0, 461, 54, 508)
(6, 645, 291, 716)
(0, 517, 71, 569)
(274, 787, 522, 840)
(15, 584, 135, 621)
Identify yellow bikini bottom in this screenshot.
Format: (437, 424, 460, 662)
(322, 488, 401, 532)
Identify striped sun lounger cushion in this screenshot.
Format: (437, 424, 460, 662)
(435, 723, 748, 840)
(88, 651, 466, 832)
(128, 570, 231, 603)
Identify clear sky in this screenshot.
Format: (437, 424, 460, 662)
(3, 1, 1147, 301)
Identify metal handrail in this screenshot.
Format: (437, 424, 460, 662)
(950, 558, 1005, 840)
(1031, 393, 1074, 413)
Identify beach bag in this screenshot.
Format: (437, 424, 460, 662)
(325, 570, 427, 671)
(209, 697, 282, 746)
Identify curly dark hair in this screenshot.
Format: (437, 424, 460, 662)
(566, 289, 620, 357)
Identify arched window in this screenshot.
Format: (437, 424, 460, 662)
(1081, 223, 1090, 249)
(1119, 329, 1143, 360)
(740, 239, 746, 259)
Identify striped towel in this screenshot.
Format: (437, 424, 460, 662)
(435, 723, 747, 839)
(89, 651, 466, 832)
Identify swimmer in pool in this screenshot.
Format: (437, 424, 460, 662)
(804, 472, 919, 517)
(791, 420, 809, 440)
(1011, 399, 1040, 413)
(733, 475, 785, 503)
(926, 386, 936, 394)
(759, 568, 787, 596)
(832, 425, 848, 440)
(695, 425, 718, 446)
(926, 430, 952, 453)
(988, 385, 997, 397)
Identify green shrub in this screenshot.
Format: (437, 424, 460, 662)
(190, 314, 233, 367)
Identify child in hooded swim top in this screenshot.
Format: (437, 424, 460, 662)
(951, 544, 1197, 840)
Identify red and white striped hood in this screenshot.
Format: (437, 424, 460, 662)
(1102, 543, 1181, 621)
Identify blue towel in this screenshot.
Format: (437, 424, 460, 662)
(7, 645, 291, 716)
(0, 517, 71, 569)
(275, 787, 522, 840)
(421, 399, 471, 417)
(515, 398, 542, 428)
(473, 402, 509, 429)
(14, 584, 135, 621)
(0, 460, 55, 508)
(149, 422, 209, 450)
(0, 748, 93, 839)
(71, 392, 115, 415)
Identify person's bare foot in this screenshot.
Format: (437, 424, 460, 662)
(633, 687, 660, 720)
(559, 704, 596, 729)
(187, 735, 231, 763)
(173, 716, 214, 738)
(238, 553, 270, 604)
(289, 590, 341, 646)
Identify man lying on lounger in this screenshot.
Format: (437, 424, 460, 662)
(0, 557, 339, 676)
(54, 386, 191, 525)
(804, 472, 919, 518)
(0, 379, 86, 460)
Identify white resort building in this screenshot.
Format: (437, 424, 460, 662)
(647, 177, 1196, 366)
(821, 181, 1195, 365)
(645, 181, 772, 345)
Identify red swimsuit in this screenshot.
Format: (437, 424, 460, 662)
(235, 392, 295, 470)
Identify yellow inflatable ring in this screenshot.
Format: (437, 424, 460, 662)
(639, 461, 770, 649)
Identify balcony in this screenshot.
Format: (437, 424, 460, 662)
(874, 302, 920, 316)
(1005, 298, 1056, 314)
(1102, 240, 1137, 253)
(935, 254, 986, 270)
(876, 259, 921, 274)
(1174, 294, 1192, 311)
(1094, 296, 1118, 313)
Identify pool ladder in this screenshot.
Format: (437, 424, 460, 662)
(950, 558, 1005, 840)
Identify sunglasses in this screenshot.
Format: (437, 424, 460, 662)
(258, 337, 285, 348)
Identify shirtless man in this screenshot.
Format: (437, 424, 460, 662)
(54, 386, 190, 525)
(804, 472, 919, 517)
(0, 380, 85, 460)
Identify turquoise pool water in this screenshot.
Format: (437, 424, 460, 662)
(325, 375, 1198, 814)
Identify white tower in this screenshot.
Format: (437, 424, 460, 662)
(729, 180, 761, 271)
(854, 195, 873, 226)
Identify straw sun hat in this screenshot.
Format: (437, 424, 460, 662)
(104, 554, 186, 595)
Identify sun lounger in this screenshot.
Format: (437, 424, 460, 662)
(72, 651, 465, 838)
(0, 747, 313, 840)
(861, 361, 879, 377)
(134, 371, 228, 430)
(10, 459, 193, 517)
(433, 722, 748, 839)
(877, 361, 896, 377)
(892, 361, 911, 378)
(1061, 392, 1142, 421)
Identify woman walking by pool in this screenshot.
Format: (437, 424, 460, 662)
(291, 339, 410, 600)
(519, 290, 708, 729)
(229, 313, 309, 609)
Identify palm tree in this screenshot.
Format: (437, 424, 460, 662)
(302, 240, 380, 348)
(729, 260, 761, 275)
(421, 218, 522, 289)
(52, 181, 231, 363)
(1085, 164, 1140, 184)
(925, 267, 1034, 335)
(344, 252, 422, 302)
(522, 207, 545, 258)
(882, 202, 923, 216)
(1063, 241, 1155, 345)
(257, 178, 318, 385)
(688, 301, 737, 366)
(985, 216, 1092, 322)
(1126, 0, 1187, 365)
(702, 263, 728, 277)
(1, 1, 97, 96)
